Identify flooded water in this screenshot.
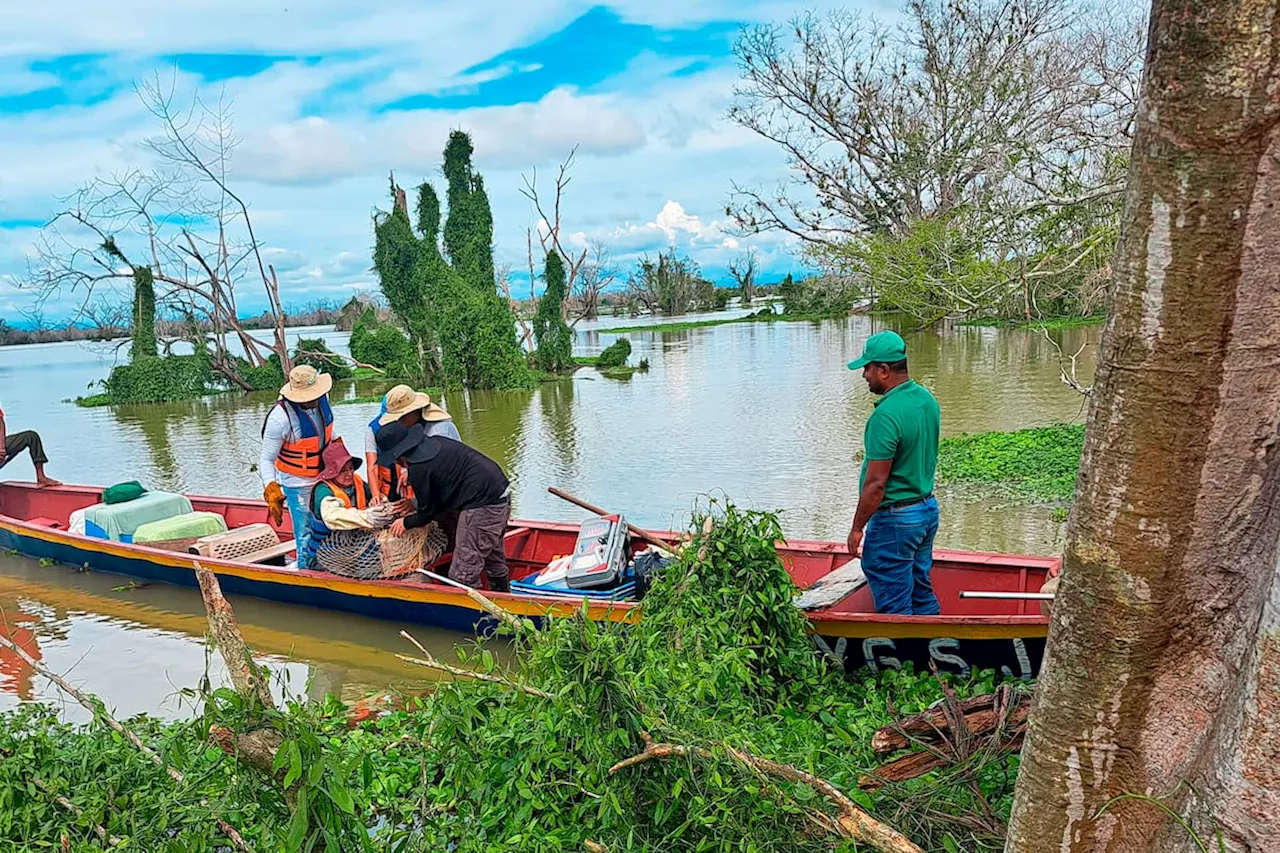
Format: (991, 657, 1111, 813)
(0, 310, 1098, 716)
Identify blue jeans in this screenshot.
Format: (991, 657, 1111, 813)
(862, 496, 940, 615)
(282, 484, 315, 568)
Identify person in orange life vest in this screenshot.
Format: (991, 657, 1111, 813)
(364, 385, 460, 503)
(260, 365, 335, 568)
(303, 439, 412, 574)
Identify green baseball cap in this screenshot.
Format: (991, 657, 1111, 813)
(847, 330, 908, 370)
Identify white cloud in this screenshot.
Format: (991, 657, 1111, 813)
(0, 1, 817, 317)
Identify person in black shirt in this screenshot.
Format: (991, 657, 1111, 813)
(377, 421, 512, 592)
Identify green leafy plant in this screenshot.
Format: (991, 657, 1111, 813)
(938, 424, 1085, 503)
(533, 250, 574, 372)
(596, 338, 632, 369)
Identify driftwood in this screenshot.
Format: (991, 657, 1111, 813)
(194, 563, 293, 808)
(860, 684, 1030, 791)
(0, 632, 252, 851)
(862, 731, 1027, 791)
(611, 732, 924, 853)
(870, 688, 1031, 755)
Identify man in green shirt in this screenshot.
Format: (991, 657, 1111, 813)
(845, 330, 941, 615)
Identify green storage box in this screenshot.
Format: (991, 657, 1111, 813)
(133, 511, 228, 544)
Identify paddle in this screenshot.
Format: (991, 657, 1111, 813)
(546, 487, 679, 555)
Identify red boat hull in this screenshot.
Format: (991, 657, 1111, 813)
(0, 482, 1055, 678)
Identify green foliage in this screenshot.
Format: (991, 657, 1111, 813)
(236, 355, 286, 391)
(962, 314, 1106, 330)
(130, 266, 157, 361)
(938, 423, 1085, 503)
(0, 500, 1018, 852)
(101, 355, 214, 404)
(373, 134, 529, 389)
(596, 337, 631, 369)
(293, 338, 352, 380)
(533, 250, 574, 372)
(777, 272, 858, 317)
(350, 310, 421, 381)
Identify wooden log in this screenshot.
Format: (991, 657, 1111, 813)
(860, 730, 1027, 791)
(870, 689, 1030, 755)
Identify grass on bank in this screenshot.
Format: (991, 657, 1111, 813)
(937, 423, 1085, 504)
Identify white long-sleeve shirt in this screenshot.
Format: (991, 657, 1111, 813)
(260, 403, 326, 489)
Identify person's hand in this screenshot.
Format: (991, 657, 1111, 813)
(846, 527, 863, 558)
(0, 447, 7, 466)
(389, 518, 407, 538)
(390, 498, 415, 516)
(263, 482, 286, 526)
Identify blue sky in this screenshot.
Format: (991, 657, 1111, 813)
(0, 1, 862, 322)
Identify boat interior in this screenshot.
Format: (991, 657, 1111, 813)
(0, 482, 1055, 618)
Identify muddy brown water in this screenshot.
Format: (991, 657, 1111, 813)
(0, 311, 1098, 718)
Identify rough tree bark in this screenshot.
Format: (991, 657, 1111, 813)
(1006, 3, 1280, 852)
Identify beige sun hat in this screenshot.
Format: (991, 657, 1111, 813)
(422, 402, 452, 422)
(280, 365, 333, 403)
(378, 384, 433, 426)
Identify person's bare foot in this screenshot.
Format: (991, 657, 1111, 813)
(35, 475, 62, 488)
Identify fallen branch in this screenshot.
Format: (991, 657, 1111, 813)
(32, 775, 122, 846)
(397, 631, 551, 698)
(195, 563, 275, 710)
(0, 633, 252, 851)
(860, 731, 1027, 790)
(871, 688, 1031, 755)
(417, 570, 532, 634)
(610, 732, 924, 853)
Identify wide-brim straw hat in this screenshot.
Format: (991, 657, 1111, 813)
(280, 365, 333, 403)
(378, 384, 434, 426)
(422, 402, 452, 422)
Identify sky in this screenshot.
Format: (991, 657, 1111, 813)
(0, 1, 877, 323)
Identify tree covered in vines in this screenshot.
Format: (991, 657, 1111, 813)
(533, 250, 573, 372)
(373, 131, 529, 389)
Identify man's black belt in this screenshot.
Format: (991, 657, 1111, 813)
(877, 493, 934, 512)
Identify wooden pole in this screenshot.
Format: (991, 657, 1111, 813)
(546, 487, 677, 554)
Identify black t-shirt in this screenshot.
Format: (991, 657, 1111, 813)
(402, 437, 509, 528)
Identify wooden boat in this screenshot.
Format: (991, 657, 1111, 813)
(0, 482, 1057, 678)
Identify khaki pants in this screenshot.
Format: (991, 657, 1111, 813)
(449, 499, 510, 587)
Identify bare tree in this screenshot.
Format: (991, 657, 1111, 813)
(521, 147, 589, 321)
(25, 78, 294, 390)
(727, 249, 759, 305)
(1007, 2, 1280, 851)
(570, 240, 616, 323)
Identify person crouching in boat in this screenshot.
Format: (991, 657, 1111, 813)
(260, 365, 334, 569)
(844, 331, 942, 615)
(376, 420, 512, 593)
(303, 439, 445, 579)
(363, 385, 461, 504)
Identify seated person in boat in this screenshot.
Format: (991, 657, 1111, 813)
(303, 438, 445, 580)
(376, 420, 512, 593)
(0, 398, 60, 487)
(363, 385, 461, 504)
(844, 331, 941, 615)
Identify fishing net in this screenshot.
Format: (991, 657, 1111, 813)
(315, 520, 448, 580)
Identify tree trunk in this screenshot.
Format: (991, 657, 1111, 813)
(1005, 3, 1280, 852)
(130, 267, 157, 361)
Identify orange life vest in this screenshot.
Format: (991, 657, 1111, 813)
(366, 451, 414, 501)
(269, 398, 334, 478)
(323, 474, 370, 510)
